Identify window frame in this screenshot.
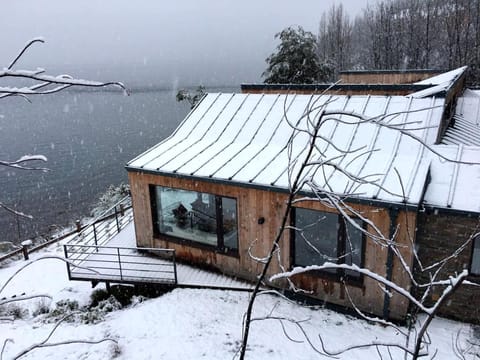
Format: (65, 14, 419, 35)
(470, 234, 480, 277)
(149, 185, 239, 256)
(290, 207, 366, 285)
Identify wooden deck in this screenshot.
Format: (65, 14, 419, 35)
(65, 222, 254, 291)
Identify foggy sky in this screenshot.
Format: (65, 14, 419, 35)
(1, 1, 376, 88)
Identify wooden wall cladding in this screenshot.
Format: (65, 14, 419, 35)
(339, 72, 438, 84)
(128, 171, 416, 319)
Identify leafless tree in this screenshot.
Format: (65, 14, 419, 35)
(317, 4, 353, 80)
(237, 94, 480, 359)
(0, 38, 127, 219)
(326, 0, 480, 83)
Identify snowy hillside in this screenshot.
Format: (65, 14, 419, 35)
(0, 243, 478, 359)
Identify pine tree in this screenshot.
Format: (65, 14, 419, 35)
(262, 26, 330, 84)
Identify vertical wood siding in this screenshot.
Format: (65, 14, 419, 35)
(128, 171, 416, 320)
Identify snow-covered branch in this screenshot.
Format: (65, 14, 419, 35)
(0, 38, 127, 219)
(8, 312, 117, 360)
(0, 155, 48, 172)
(0, 255, 99, 296)
(0, 202, 33, 219)
(0, 38, 128, 100)
(0, 294, 52, 307)
(0, 256, 110, 360)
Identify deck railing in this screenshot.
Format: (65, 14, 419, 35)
(68, 195, 133, 250)
(64, 244, 177, 285)
(0, 195, 133, 264)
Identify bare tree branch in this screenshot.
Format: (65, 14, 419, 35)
(7, 38, 44, 70)
(0, 255, 100, 296)
(1, 338, 14, 360)
(0, 294, 52, 307)
(0, 202, 33, 219)
(9, 312, 117, 360)
(0, 155, 49, 172)
(0, 37, 127, 220)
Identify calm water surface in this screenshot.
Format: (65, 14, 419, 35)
(0, 87, 220, 244)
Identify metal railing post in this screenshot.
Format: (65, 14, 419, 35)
(93, 223, 98, 251)
(117, 247, 123, 280)
(63, 245, 72, 280)
(172, 250, 178, 284)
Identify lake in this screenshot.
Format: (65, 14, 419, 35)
(0, 86, 233, 244)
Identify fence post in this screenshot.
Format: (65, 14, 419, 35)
(117, 247, 123, 280)
(75, 220, 81, 232)
(21, 239, 32, 261)
(119, 204, 125, 216)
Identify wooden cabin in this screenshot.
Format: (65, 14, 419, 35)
(126, 67, 480, 323)
(338, 69, 443, 85)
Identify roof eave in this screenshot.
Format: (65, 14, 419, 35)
(420, 203, 480, 217)
(126, 165, 420, 212)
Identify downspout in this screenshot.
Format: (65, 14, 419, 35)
(383, 206, 399, 320)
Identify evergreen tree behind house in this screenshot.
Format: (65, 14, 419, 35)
(262, 26, 332, 84)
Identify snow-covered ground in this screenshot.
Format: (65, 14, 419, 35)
(0, 241, 478, 359)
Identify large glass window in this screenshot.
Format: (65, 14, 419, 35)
(293, 208, 364, 280)
(151, 186, 238, 252)
(471, 235, 480, 276)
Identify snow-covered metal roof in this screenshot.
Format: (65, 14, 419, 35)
(411, 66, 467, 98)
(442, 89, 480, 146)
(456, 89, 480, 126)
(128, 93, 446, 207)
(414, 66, 467, 86)
(424, 145, 480, 212)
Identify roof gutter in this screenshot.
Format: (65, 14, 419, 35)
(126, 165, 421, 212)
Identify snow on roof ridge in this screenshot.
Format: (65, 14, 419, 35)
(410, 66, 467, 98)
(414, 66, 467, 85)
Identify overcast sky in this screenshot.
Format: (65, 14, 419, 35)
(1, 1, 376, 88)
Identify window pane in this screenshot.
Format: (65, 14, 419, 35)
(156, 187, 218, 246)
(295, 208, 338, 268)
(472, 237, 480, 276)
(344, 218, 363, 278)
(222, 197, 238, 251)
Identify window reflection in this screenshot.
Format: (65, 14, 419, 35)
(294, 207, 364, 280)
(152, 186, 238, 252)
